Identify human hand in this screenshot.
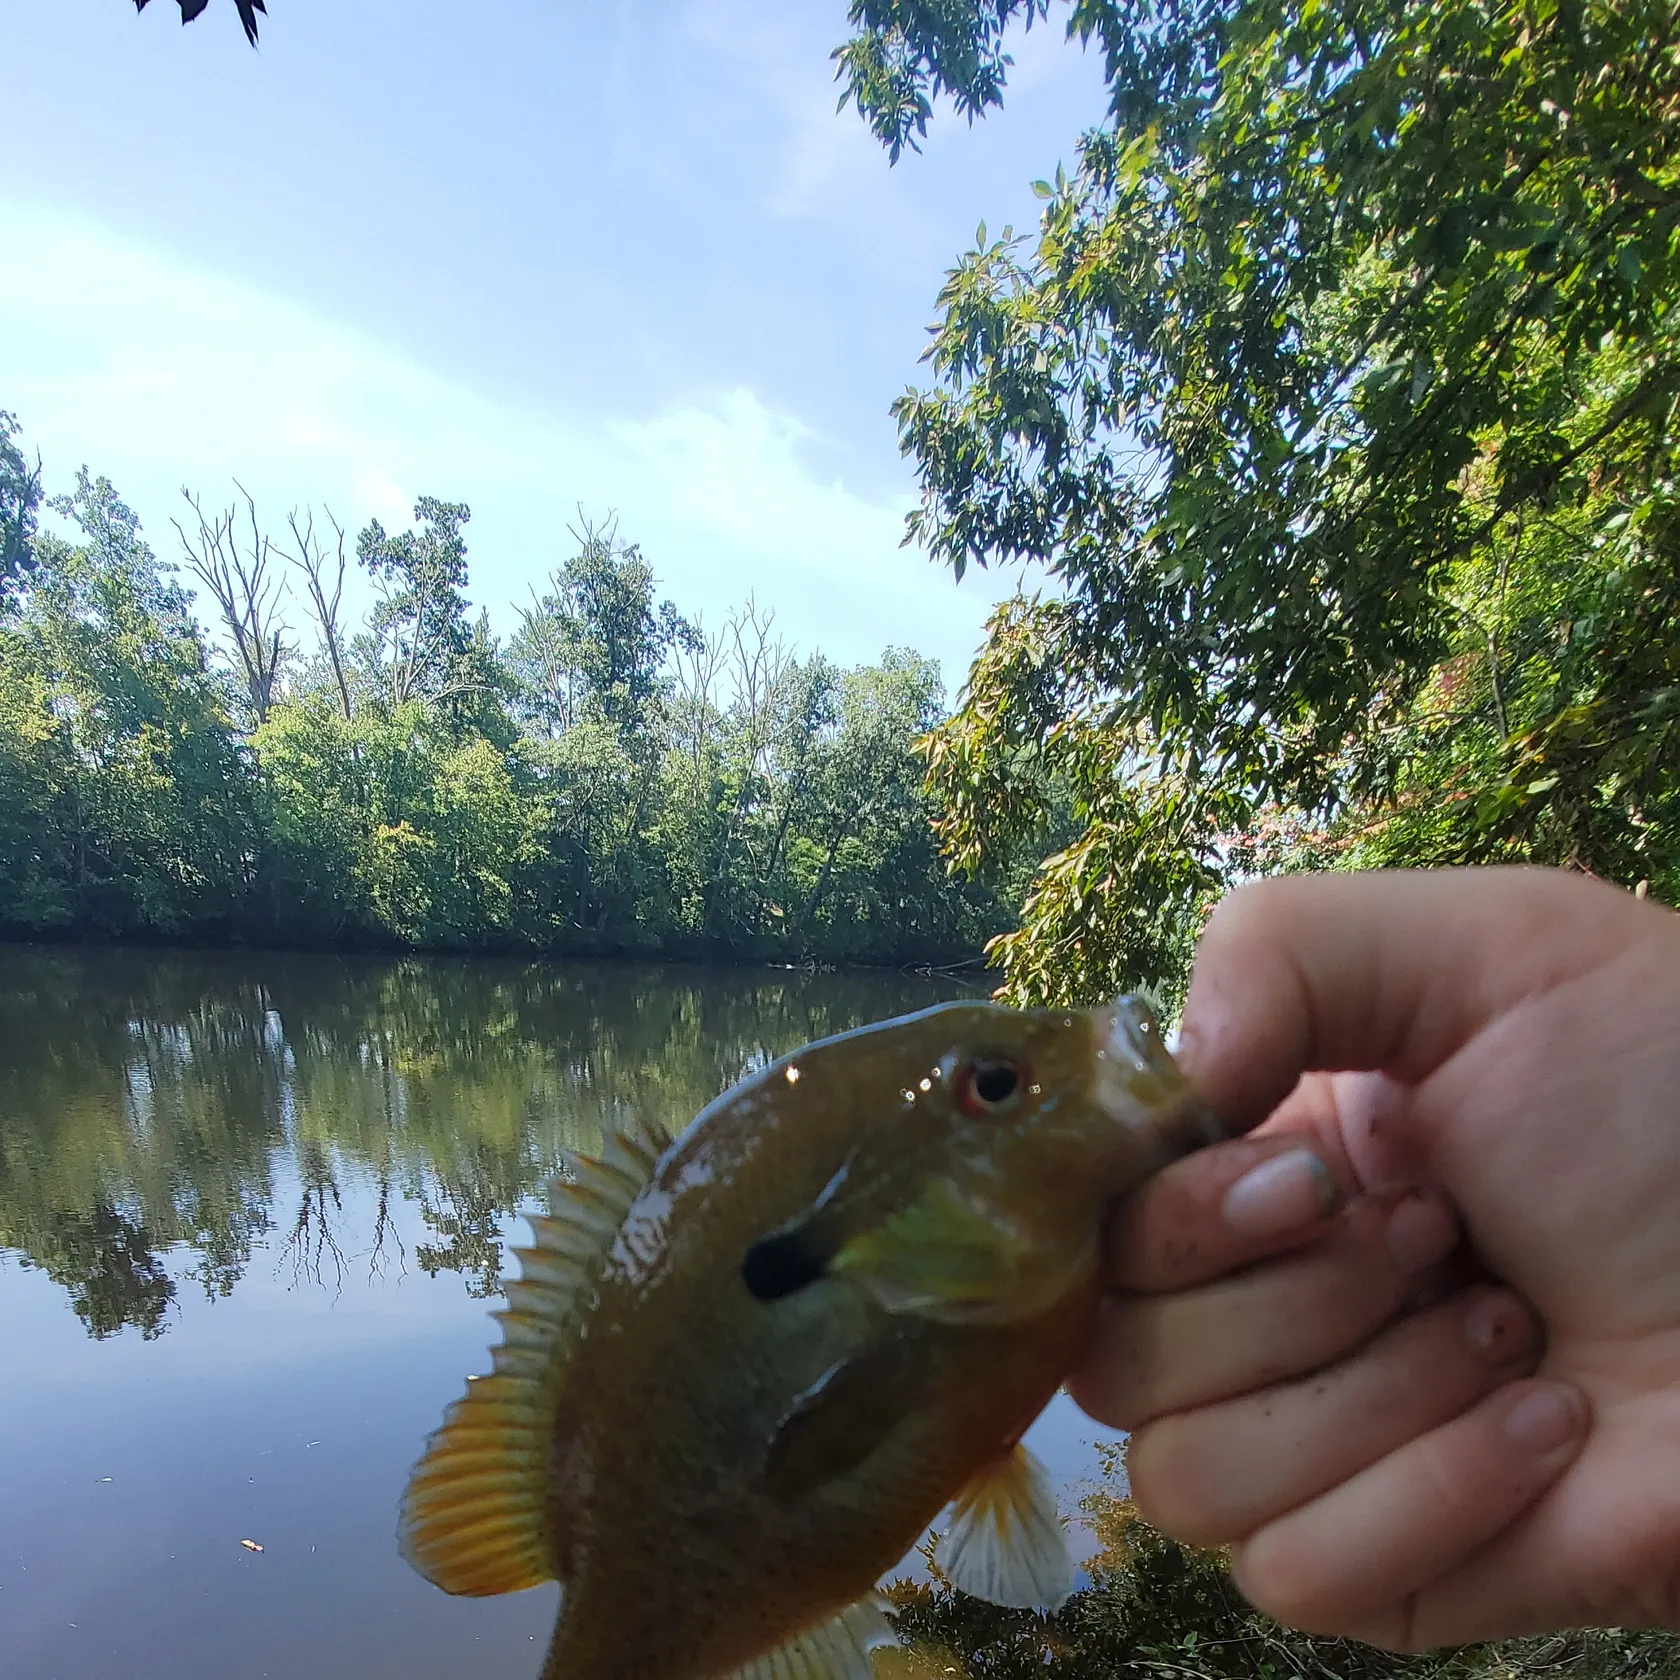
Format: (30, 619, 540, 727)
(1068, 867, 1680, 1649)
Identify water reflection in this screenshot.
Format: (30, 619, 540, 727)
(0, 946, 975, 1336)
(0, 946, 1120, 1680)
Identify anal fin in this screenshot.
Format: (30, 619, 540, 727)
(727, 1594, 896, 1680)
(933, 1444, 1073, 1611)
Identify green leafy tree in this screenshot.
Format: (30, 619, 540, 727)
(247, 694, 371, 938)
(509, 515, 697, 739)
(355, 497, 484, 712)
(507, 516, 701, 948)
(0, 410, 42, 600)
(837, 0, 1680, 1005)
(789, 650, 1002, 961)
(3, 469, 252, 936)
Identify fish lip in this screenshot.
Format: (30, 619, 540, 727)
(1092, 994, 1229, 1152)
(1102, 993, 1170, 1080)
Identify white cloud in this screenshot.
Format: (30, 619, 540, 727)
(672, 0, 886, 222)
(0, 200, 1024, 688)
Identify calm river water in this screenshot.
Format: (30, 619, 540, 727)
(0, 945, 1122, 1680)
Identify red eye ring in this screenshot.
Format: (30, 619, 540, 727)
(956, 1058, 1025, 1116)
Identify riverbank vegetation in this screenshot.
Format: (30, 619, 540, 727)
(884, 1453, 1680, 1677)
(0, 428, 1011, 964)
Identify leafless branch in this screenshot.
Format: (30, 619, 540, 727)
(283, 506, 354, 719)
(672, 620, 726, 781)
(276, 1143, 347, 1298)
(175, 482, 290, 723)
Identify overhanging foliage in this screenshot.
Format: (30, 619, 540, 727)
(838, 0, 1680, 1004)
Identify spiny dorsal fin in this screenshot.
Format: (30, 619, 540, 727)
(932, 1443, 1073, 1611)
(397, 1112, 672, 1596)
(727, 1593, 896, 1680)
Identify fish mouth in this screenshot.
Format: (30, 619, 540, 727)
(1092, 994, 1228, 1159)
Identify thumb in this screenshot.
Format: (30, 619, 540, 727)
(1175, 867, 1651, 1132)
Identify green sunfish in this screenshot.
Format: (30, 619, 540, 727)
(399, 995, 1223, 1680)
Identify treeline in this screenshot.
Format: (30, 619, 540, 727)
(0, 417, 1009, 964)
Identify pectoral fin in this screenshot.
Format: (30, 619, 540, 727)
(829, 1175, 1088, 1326)
(725, 1593, 896, 1680)
(933, 1443, 1074, 1611)
(762, 1328, 934, 1503)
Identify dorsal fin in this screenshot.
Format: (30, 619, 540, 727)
(397, 1113, 670, 1596)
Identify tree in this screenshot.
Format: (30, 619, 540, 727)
(788, 650, 969, 957)
(5, 469, 252, 936)
(0, 411, 42, 601)
(134, 0, 265, 47)
(509, 514, 697, 740)
(282, 505, 354, 720)
(355, 497, 481, 711)
(837, 0, 1680, 1004)
(175, 482, 290, 724)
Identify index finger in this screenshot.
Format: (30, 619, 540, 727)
(1108, 1075, 1359, 1292)
(1174, 866, 1653, 1133)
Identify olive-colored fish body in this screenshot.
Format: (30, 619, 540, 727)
(399, 997, 1222, 1680)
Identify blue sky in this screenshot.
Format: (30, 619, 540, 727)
(0, 0, 1110, 689)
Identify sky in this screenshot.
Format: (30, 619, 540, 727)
(0, 0, 1111, 691)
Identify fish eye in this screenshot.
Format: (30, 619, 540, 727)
(956, 1058, 1025, 1116)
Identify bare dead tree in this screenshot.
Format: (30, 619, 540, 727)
(283, 507, 355, 720)
(277, 1141, 347, 1298)
(175, 481, 290, 724)
(670, 620, 726, 784)
(726, 600, 791, 774)
(704, 601, 790, 932)
(512, 580, 585, 736)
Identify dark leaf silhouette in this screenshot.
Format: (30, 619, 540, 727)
(134, 0, 266, 47)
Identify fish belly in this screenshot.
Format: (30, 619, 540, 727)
(540, 1280, 1097, 1680)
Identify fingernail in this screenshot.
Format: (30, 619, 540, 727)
(1336, 1073, 1410, 1191)
(1341, 1072, 1404, 1144)
(1221, 1149, 1340, 1238)
(1462, 1290, 1538, 1365)
(1502, 1383, 1585, 1455)
(1385, 1190, 1458, 1271)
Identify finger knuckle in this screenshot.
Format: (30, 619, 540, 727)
(1125, 1420, 1222, 1542)
(1202, 875, 1302, 952)
(1063, 1355, 1135, 1432)
(1229, 1531, 1348, 1635)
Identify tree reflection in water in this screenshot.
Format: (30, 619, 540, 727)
(0, 944, 969, 1338)
(8, 946, 1678, 1680)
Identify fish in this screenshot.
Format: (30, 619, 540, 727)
(398, 994, 1225, 1680)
